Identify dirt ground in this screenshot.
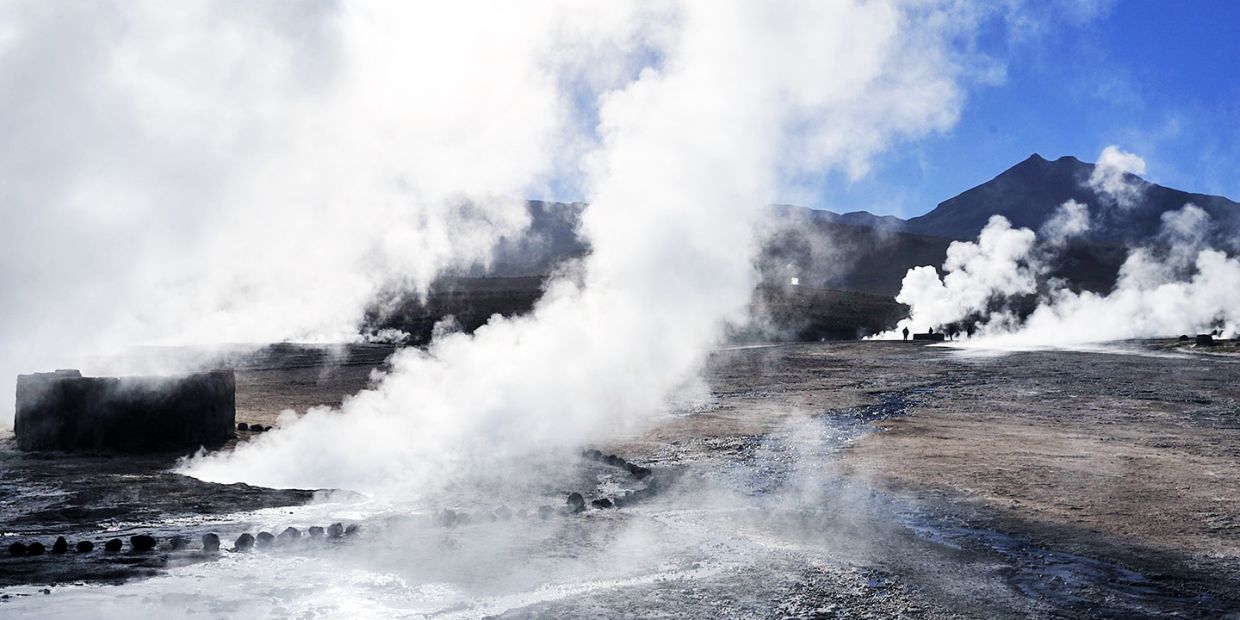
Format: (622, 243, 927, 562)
(3, 339, 1239, 617)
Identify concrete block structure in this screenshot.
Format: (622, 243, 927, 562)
(14, 369, 235, 452)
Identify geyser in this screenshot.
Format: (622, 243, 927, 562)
(177, 0, 986, 498)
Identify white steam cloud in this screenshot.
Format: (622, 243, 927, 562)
(892, 147, 1239, 345)
(895, 215, 1039, 332)
(177, 0, 987, 497)
(0, 2, 660, 425)
(1040, 198, 1091, 244)
(1088, 145, 1148, 209)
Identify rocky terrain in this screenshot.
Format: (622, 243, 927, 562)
(3, 340, 1237, 617)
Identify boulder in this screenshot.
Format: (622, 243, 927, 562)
(344, 524, 360, 537)
(234, 533, 255, 551)
(75, 541, 93, 553)
(327, 523, 344, 538)
(591, 498, 614, 510)
(1196, 334, 1217, 346)
(277, 527, 301, 543)
(566, 492, 586, 513)
(201, 533, 221, 552)
(130, 535, 157, 552)
(169, 535, 190, 550)
(250, 424, 266, 432)
(307, 526, 325, 538)
(26, 542, 46, 555)
(104, 538, 123, 552)
(255, 532, 275, 548)
(8, 542, 27, 557)
(625, 463, 652, 480)
(51, 536, 68, 554)
(237, 422, 249, 431)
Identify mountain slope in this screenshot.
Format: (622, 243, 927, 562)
(902, 153, 1240, 243)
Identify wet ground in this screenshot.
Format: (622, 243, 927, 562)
(1, 340, 1238, 618)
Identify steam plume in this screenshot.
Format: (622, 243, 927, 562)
(180, 1, 984, 496)
(891, 148, 1239, 345)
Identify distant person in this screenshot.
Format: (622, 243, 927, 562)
(966, 324, 976, 338)
(902, 327, 909, 341)
(928, 326, 934, 335)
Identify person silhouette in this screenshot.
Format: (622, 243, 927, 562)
(902, 326, 909, 341)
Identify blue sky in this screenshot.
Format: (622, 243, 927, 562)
(814, 0, 1240, 218)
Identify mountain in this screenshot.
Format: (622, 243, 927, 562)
(364, 154, 1239, 342)
(902, 153, 1240, 243)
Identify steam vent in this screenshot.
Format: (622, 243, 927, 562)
(14, 369, 235, 452)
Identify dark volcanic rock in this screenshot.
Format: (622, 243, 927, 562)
(566, 492, 585, 514)
(626, 463, 652, 479)
(327, 523, 344, 538)
(130, 535, 157, 552)
(201, 533, 220, 552)
(1196, 334, 1216, 346)
(278, 527, 301, 543)
(344, 524, 359, 537)
(169, 536, 190, 550)
(255, 532, 275, 548)
(26, 542, 45, 555)
(51, 536, 68, 554)
(14, 369, 235, 453)
(237, 422, 249, 431)
(249, 424, 265, 432)
(308, 526, 325, 538)
(104, 538, 123, 552)
(8, 542, 27, 557)
(591, 498, 614, 510)
(234, 533, 255, 552)
(75, 541, 93, 553)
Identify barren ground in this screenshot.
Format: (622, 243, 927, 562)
(2, 339, 1238, 618)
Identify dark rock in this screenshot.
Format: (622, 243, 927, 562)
(327, 523, 344, 538)
(1178, 335, 1190, 342)
(604, 454, 626, 468)
(26, 542, 46, 555)
(8, 542, 27, 557)
(344, 524, 360, 536)
(104, 538, 123, 552)
(234, 533, 255, 551)
(583, 449, 603, 460)
(250, 424, 265, 432)
(130, 535, 157, 552)
(75, 541, 93, 553)
(307, 526, 325, 538)
(237, 422, 249, 431)
(202, 533, 220, 552)
(625, 463, 652, 479)
(52, 536, 68, 554)
(256, 532, 275, 548)
(169, 535, 190, 550)
(14, 369, 235, 452)
(278, 527, 301, 543)
(566, 492, 585, 513)
(1196, 334, 1216, 346)
(591, 498, 614, 509)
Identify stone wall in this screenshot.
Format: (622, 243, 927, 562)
(14, 370, 235, 452)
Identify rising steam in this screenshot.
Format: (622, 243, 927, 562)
(177, 1, 986, 497)
(892, 147, 1240, 345)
